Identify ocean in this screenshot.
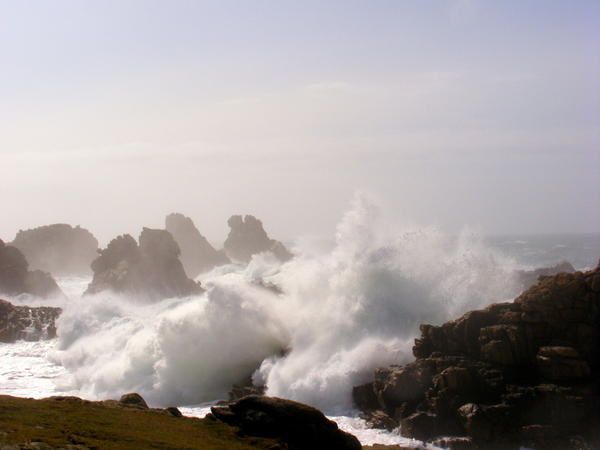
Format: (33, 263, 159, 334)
(1, 202, 598, 447)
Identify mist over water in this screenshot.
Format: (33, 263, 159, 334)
(42, 195, 518, 411)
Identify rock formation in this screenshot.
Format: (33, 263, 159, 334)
(0, 239, 63, 298)
(165, 213, 230, 277)
(223, 215, 292, 263)
(354, 264, 600, 449)
(119, 392, 149, 409)
(210, 395, 361, 450)
(11, 224, 98, 275)
(85, 228, 202, 300)
(0, 298, 61, 343)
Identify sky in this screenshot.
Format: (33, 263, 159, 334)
(1, 0, 599, 245)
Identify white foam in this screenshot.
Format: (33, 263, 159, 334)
(1, 194, 522, 445)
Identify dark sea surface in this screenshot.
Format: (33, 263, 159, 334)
(486, 233, 600, 270)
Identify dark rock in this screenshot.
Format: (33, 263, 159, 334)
(165, 406, 182, 417)
(457, 403, 494, 442)
(361, 410, 398, 430)
(536, 346, 591, 381)
(0, 298, 61, 343)
(356, 265, 600, 448)
(0, 239, 63, 299)
(11, 224, 98, 275)
(400, 412, 439, 441)
(224, 215, 292, 263)
(352, 382, 379, 411)
(211, 395, 361, 450)
(374, 360, 434, 412)
(165, 213, 230, 277)
(119, 393, 148, 409)
(85, 229, 202, 301)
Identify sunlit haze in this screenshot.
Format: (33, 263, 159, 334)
(1, 0, 599, 245)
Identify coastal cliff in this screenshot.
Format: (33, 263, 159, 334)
(353, 264, 600, 449)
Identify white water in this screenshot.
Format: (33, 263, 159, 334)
(1, 195, 522, 446)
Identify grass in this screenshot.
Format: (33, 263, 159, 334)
(0, 395, 280, 449)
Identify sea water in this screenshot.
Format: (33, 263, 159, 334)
(1, 199, 597, 446)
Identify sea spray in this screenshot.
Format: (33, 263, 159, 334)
(49, 194, 518, 411)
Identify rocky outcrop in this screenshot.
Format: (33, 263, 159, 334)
(354, 265, 600, 449)
(85, 228, 202, 301)
(224, 215, 293, 263)
(119, 392, 149, 409)
(0, 239, 63, 299)
(165, 213, 230, 277)
(210, 395, 361, 450)
(0, 298, 61, 343)
(11, 224, 98, 275)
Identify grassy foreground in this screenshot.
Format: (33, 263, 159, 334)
(0, 395, 280, 449)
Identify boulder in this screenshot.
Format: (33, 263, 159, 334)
(211, 395, 361, 450)
(362, 409, 398, 430)
(119, 393, 148, 409)
(224, 215, 292, 263)
(165, 213, 230, 277)
(0, 239, 63, 298)
(0, 298, 61, 343)
(356, 265, 600, 449)
(400, 412, 439, 441)
(85, 229, 202, 301)
(11, 224, 99, 275)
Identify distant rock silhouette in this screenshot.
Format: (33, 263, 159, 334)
(85, 228, 202, 301)
(165, 213, 230, 278)
(224, 215, 292, 263)
(11, 224, 98, 275)
(0, 239, 63, 299)
(515, 260, 575, 292)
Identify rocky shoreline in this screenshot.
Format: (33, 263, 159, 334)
(353, 265, 600, 449)
(0, 299, 60, 343)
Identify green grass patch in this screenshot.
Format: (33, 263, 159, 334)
(0, 395, 280, 449)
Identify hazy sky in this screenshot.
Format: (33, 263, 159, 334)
(1, 0, 599, 245)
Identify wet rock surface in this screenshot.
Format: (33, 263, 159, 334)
(165, 213, 230, 277)
(211, 395, 361, 450)
(11, 224, 99, 276)
(224, 215, 293, 263)
(85, 228, 202, 301)
(0, 239, 63, 299)
(354, 264, 600, 449)
(0, 298, 61, 343)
